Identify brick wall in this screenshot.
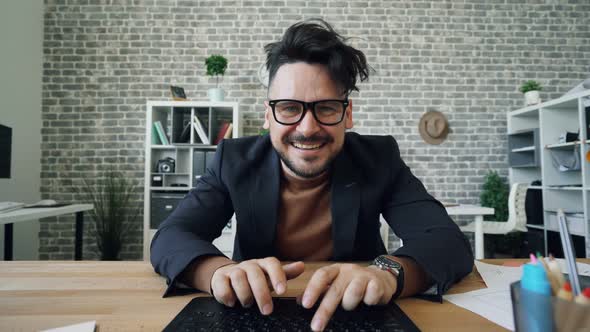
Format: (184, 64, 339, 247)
(40, 0, 590, 259)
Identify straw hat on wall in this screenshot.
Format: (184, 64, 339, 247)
(419, 111, 449, 145)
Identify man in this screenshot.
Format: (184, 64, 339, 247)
(151, 19, 473, 332)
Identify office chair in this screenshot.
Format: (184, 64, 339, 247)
(460, 182, 529, 235)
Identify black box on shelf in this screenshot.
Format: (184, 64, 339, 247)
(151, 174, 163, 187)
(151, 192, 186, 229)
(525, 187, 543, 225)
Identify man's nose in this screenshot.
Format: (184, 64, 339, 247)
(295, 108, 321, 137)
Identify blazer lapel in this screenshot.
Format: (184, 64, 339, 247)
(248, 147, 281, 257)
(330, 149, 362, 260)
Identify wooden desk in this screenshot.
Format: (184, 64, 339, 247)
(0, 204, 94, 260)
(0, 260, 535, 331)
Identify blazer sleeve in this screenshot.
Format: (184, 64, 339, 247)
(381, 137, 474, 300)
(150, 140, 235, 297)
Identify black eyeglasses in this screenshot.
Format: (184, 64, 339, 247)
(268, 99, 349, 126)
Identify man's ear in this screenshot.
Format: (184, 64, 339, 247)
(345, 99, 353, 129)
(263, 100, 271, 129)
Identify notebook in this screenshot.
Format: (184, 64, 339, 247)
(163, 297, 420, 332)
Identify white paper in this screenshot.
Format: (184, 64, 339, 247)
(475, 259, 590, 291)
(41, 321, 96, 332)
(555, 258, 590, 277)
(445, 288, 514, 331)
(474, 261, 523, 290)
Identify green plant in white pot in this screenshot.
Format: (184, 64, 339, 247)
(519, 80, 542, 106)
(205, 54, 228, 102)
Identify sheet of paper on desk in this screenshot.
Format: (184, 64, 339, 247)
(40, 320, 96, 332)
(475, 259, 590, 290)
(444, 288, 514, 331)
(474, 260, 523, 289)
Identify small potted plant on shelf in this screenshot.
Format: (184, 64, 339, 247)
(519, 80, 542, 106)
(205, 54, 228, 102)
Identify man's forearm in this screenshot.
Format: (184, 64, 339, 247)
(388, 255, 433, 298)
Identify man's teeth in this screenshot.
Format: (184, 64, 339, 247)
(292, 142, 323, 150)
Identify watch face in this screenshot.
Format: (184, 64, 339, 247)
(376, 255, 401, 270)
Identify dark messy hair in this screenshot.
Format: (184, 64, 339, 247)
(264, 18, 370, 96)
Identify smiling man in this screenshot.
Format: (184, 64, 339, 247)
(151, 19, 473, 332)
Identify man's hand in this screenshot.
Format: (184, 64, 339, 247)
(211, 257, 305, 315)
(300, 263, 397, 332)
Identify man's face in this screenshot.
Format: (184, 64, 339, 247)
(263, 62, 353, 179)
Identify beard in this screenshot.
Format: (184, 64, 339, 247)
(274, 132, 335, 179)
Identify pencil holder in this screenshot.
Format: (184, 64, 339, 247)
(511, 281, 590, 332)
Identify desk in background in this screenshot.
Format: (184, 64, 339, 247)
(382, 204, 495, 260)
(445, 204, 495, 260)
(0, 260, 528, 332)
(0, 204, 93, 260)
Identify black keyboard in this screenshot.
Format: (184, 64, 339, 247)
(163, 297, 420, 332)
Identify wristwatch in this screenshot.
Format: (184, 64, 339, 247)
(372, 255, 405, 299)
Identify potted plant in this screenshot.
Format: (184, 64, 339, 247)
(519, 80, 542, 106)
(480, 171, 523, 258)
(205, 54, 228, 102)
(76, 168, 139, 260)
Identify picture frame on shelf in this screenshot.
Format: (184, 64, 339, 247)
(170, 85, 187, 101)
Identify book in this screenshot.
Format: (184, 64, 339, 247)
(213, 122, 231, 145)
(178, 120, 191, 143)
(154, 121, 170, 145)
(223, 123, 233, 139)
(151, 123, 161, 145)
(192, 115, 210, 145)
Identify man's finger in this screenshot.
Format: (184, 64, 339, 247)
(229, 268, 254, 307)
(283, 261, 305, 280)
(311, 278, 347, 332)
(243, 264, 274, 315)
(363, 278, 383, 305)
(211, 274, 236, 307)
(302, 265, 339, 309)
(341, 277, 368, 311)
(258, 257, 288, 295)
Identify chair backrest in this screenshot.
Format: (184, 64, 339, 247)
(505, 183, 529, 232)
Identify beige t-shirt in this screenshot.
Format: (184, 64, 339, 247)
(185, 170, 333, 293)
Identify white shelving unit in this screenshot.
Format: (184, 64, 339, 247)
(143, 101, 240, 260)
(508, 89, 590, 258)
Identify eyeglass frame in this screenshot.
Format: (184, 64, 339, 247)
(267, 98, 350, 126)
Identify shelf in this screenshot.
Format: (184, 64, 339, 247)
(511, 146, 535, 152)
(511, 164, 539, 168)
(150, 187, 191, 191)
(151, 145, 175, 149)
(545, 141, 581, 149)
(526, 224, 544, 230)
(545, 185, 584, 191)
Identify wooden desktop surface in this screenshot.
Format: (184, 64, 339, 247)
(3, 259, 583, 331)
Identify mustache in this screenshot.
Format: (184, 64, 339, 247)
(283, 133, 333, 144)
